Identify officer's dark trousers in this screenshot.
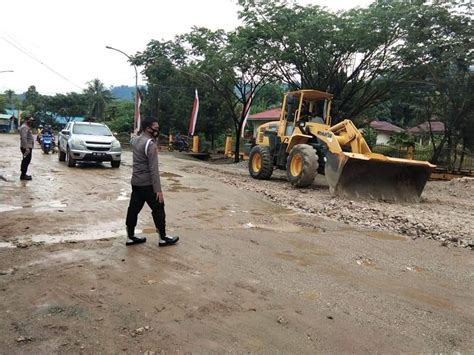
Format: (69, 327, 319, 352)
(20, 148, 32, 176)
(126, 185, 166, 237)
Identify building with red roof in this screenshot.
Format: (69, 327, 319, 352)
(369, 120, 405, 145)
(247, 108, 281, 137)
(408, 121, 445, 145)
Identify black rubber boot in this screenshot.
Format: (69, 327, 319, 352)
(126, 226, 146, 246)
(159, 235, 179, 247)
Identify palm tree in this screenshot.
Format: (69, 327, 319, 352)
(84, 79, 113, 120)
(4, 89, 15, 109)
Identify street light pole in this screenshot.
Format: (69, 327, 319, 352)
(105, 46, 139, 131)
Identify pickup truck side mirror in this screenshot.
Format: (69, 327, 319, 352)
(61, 130, 70, 135)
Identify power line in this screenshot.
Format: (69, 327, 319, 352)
(1, 34, 83, 90)
(4, 33, 43, 64)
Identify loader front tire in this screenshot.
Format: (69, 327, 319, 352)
(286, 144, 318, 187)
(249, 145, 273, 180)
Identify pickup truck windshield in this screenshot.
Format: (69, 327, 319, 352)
(72, 124, 112, 136)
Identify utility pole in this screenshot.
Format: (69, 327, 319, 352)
(105, 46, 139, 131)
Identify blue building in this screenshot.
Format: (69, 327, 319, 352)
(0, 109, 20, 132)
(0, 109, 85, 132)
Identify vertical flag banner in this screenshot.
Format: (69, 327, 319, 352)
(241, 89, 254, 138)
(188, 89, 199, 136)
(135, 88, 142, 132)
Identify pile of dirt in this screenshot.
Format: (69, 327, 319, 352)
(186, 162, 473, 249)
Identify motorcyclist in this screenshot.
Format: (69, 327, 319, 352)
(174, 132, 189, 152)
(37, 125, 44, 143)
(39, 125, 55, 152)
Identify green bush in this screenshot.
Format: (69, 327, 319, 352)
(362, 127, 377, 149)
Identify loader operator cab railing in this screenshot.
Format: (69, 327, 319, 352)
(279, 90, 333, 140)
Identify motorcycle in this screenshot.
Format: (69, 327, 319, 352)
(168, 139, 190, 152)
(40, 133, 55, 154)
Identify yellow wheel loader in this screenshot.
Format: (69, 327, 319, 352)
(249, 90, 435, 202)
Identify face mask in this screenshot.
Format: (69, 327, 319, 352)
(149, 128, 159, 137)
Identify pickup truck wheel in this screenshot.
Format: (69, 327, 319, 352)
(111, 161, 121, 168)
(66, 147, 76, 167)
(58, 146, 66, 161)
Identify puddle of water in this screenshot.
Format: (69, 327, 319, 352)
(32, 200, 68, 212)
(117, 191, 129, 201)
(32, 230, 121, 244)
(0, 205, 22, 213)
(242, 223, 301, 233)
(161, 172, 182, 178)
(365, 231, 407, 241)
(167, 183, 208, 193)
(0, 242, 15, 249)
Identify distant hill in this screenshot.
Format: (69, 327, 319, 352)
(110, 85, 135, 101)
(15, 85, 140, 102)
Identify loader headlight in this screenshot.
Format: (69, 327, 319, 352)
(298, 120, 306, 129)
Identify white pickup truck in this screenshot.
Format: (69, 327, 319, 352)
(58, 121, 122, 168)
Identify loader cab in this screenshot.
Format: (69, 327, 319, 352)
(278, 90, 333, 141)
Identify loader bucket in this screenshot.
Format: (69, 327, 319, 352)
(324, 152, 435, 202)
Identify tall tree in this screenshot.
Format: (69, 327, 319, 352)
(3, 89, 20, 110)
(134, 39, 187, 129)
(84, 79, 113, 120)
(396, 0, 473, 164)
(237, 0, 407, 122)
(0, 94, 6, 113)
(134, 39, 231, 146)
(44, 92, 88, 122)
(184, 26, 272, 161)
(22, 85, 43, 113)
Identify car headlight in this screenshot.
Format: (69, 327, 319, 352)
(112, 139, 121, 149)
(71, 138, 86, 148)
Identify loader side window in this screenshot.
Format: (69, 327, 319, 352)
(284, 96, 297, 137)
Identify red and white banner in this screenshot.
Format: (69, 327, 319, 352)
(135, 88, 142, 132)
(241, 89, 254, 138)
(188, 89, 199, 136)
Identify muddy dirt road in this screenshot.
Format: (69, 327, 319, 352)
(0, 133, 473, 353)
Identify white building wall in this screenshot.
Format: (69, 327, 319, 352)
(376, 132, 391, 145)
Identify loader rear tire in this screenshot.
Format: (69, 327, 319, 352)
(286, 144, 318, 187)
(249, 145, 273, 180)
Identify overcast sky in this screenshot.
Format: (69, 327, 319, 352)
(0, 0, 372, 96)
